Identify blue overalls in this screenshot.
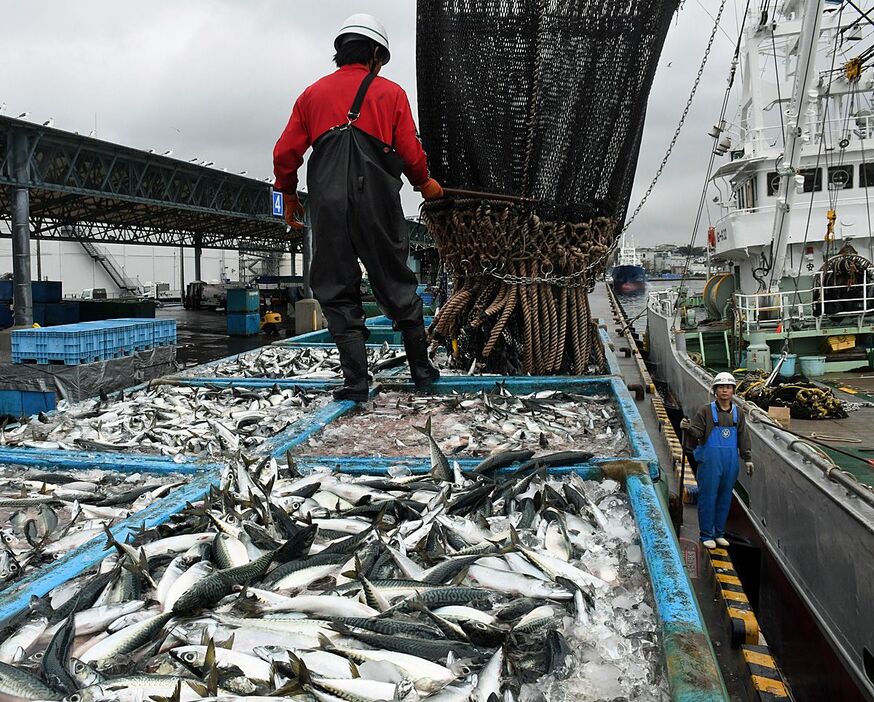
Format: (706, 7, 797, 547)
(693, 401, 740, 542)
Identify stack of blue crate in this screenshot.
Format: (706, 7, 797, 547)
(0, 390, 56, 418)
(0, 281, 12, 329)
(12, 324, 104, 365)
(226, 288, 261, 337)
(11, 319, 178, 365)
(31, 281, 80, 327)
(153, 319, 177, 346)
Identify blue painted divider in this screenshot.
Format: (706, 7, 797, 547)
(172, 377, 342, 389)
(295, 456, 604, 480)
(0, 447, 214, 475)
(0, 471, 220, 626)
(165, 375, 655, 477)
(624, 471, 726, 700)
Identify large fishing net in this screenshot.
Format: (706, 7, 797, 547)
(417, 0, 678, 374)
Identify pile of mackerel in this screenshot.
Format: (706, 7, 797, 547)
(0, 345, 663, 701)
(193, 346, 458, 381)
(0, 451, 665, 702)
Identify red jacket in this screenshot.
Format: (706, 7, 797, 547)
(273, 64, 430, 195)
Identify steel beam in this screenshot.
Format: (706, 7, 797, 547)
(0, 116, 301, 254)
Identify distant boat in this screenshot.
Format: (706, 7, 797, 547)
(611, 235, 647, 292)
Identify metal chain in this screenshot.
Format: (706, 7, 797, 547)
(483, 267, 592, 288)
(622, 0, 728, 233)
(579, 0, 730, 275)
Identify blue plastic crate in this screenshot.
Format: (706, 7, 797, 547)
(86, 320, 138, 356)
(227, 288, 260, 313)
(227, 312, 260, 336)
(111, 318, 154, 350)
(32, 281, 62, 304)
(12, 325, 103, 365)
(0, 390, 52, 417)
(44, 302, 80, 326)
(32, 303, 46, 327)
(153, 319, 177, 346)
(22, 391, 56, 416)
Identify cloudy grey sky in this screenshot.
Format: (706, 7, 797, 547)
(0, 0, 742, 246)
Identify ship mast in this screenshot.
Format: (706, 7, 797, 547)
(767, 0, 826, 293)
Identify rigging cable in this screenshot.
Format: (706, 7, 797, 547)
(780, 3, 864, 342)
(769, 0, 787, 150)
(673, 0, 752, 328)
(767, 0, 834, 292)
(586, 0, 730, 277)
(789, 1, 846, 295)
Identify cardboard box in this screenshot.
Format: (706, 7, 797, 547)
(768, 405, 791, 429)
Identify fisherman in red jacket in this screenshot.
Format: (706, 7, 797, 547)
(273, 13, 443, 402)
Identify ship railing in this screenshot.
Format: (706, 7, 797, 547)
(648, 289, 679, 317)
(741, 114, 874, 153)
(735, 270, 874, 333)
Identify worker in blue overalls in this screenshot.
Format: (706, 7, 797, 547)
(681, 372, 754, 550)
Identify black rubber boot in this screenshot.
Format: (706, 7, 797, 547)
(333, 338, 370, 402)
(402, 325, 440, 389)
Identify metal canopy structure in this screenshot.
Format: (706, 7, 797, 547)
(0, 116, 295, 253)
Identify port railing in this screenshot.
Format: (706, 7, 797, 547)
(737, 114, 874, 155)
(734, 269, 874, 333)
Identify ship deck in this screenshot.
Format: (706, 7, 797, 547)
(790, 374, 874, 487)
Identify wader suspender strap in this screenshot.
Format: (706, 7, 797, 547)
(347, 73, 377, 123)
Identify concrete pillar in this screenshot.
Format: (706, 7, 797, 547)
(179, 245, 185, 296)
(11, 132, 33, 327)
(194, 237, 202, 282)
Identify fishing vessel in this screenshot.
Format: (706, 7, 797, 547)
(647, 1, 874, 699)
(611, 235, 647, 293)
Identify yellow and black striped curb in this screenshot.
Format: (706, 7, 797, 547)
(606, 286, 656, 395)
(706, 546, 760, 647)
(651, 388, 698, 504)
(605, 283, 698, 502)
(704, 547, 793, 700)
(741, 645, 792, 700)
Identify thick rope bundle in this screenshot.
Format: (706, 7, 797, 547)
(423, 198, 616, 374)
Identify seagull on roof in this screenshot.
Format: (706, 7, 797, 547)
(147, 149, 155, 153)
(204, 161, 214, 167)
(238, 170, 248, 175)
(0, 103, 6, 112)
(87, 130, 96, 137)
(42, 118, 53, 127)
(163, 149, 173, 156)
(16, 112, 29, 119)
(189, 157, 198, 162)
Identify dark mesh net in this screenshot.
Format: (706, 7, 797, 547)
(417, 0, 678, 223)
(417, 0, 678, 374)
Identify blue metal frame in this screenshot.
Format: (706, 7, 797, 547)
(0, 447, 214, 474)
(0, 471, 220, 625)
(294, 456, 605, 480)
(0, 314, 728, 700)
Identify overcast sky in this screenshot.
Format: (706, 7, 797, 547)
(0, 0, 745, 247)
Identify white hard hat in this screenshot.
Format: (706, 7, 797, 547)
(335, 14, 391, 65)
(712, 372, 737, 390)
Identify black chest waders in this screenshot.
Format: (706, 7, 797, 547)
(307, 73, 438, 400)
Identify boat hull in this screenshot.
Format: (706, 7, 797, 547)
(611, 264, 647, 292)
(647, 298, 874, 701)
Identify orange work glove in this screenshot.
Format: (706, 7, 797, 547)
(417, 178, 444, 201)
(283, 193, 305, 230)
